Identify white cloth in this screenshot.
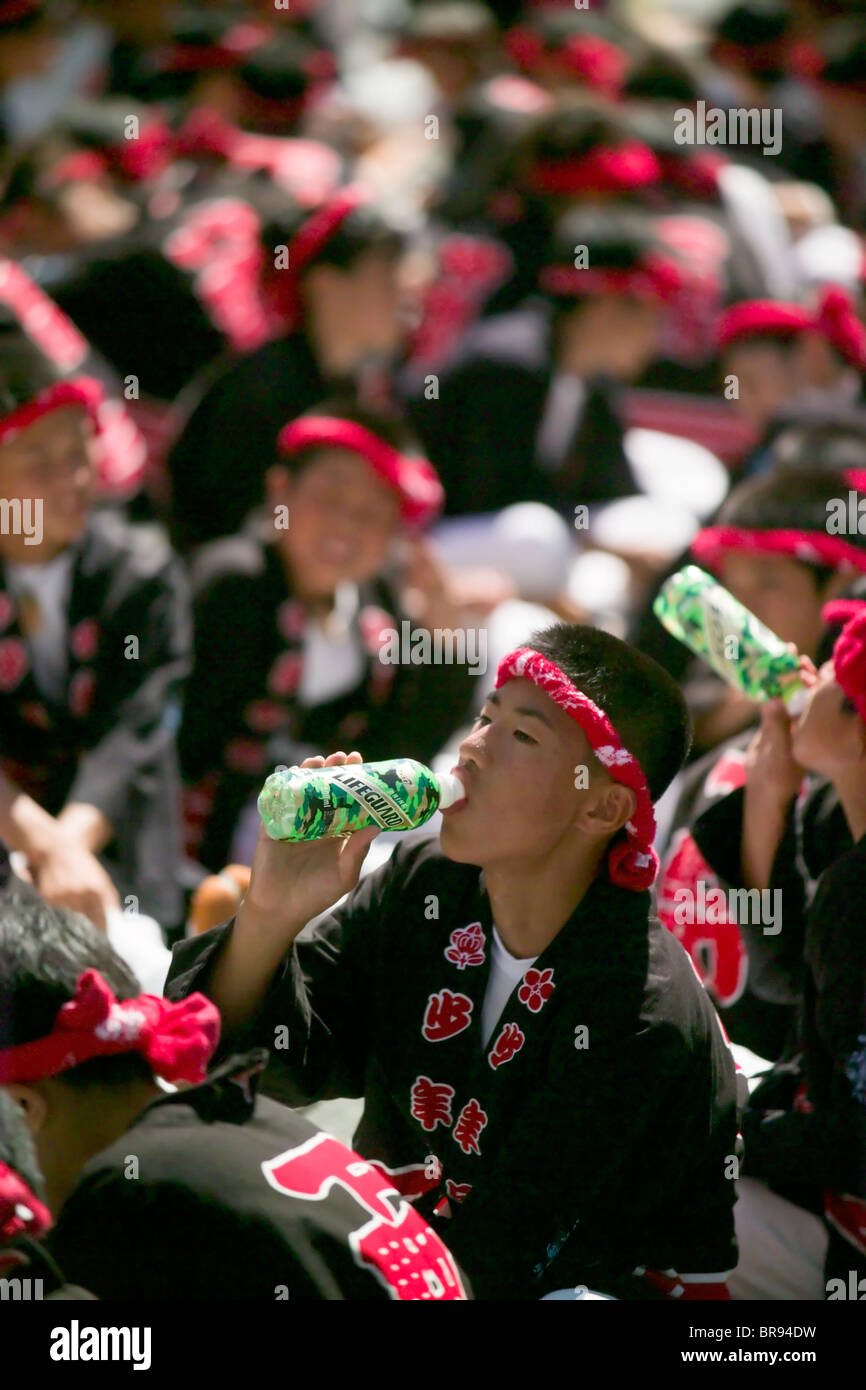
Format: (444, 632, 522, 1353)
(105, 908, 172, 997)
(727, 1177, 829, 1300)
(480, 926, 537, 1049)
(535, 373, 587, 471)
(295, 584, 366, 708)
(6, 551, 74, 701)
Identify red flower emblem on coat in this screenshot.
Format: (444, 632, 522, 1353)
(410, 1076, 455, 1132)
(452, 1099, 487, 1156)
(277, 599, 306, 642)
(244, 699, 286, 734)
(422, 989, 473, 1043)
(0, 593, 13, 632)
(0, 637, 28, 691)
(444, 922, 485, 970)
(70, 618, 99, 663)
(267, 651, 302, 696)
(445, 1179, 472, 1204)
(358, 605, 395, 657)
(517, 967, 555, 1013)
(224, 737, 268, 774)
(68, 668, 96, 719)
(488, 1021, 525, 1070)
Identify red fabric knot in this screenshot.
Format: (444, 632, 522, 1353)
(831, 608, 866, 722)
(0, 1162, 52, 1243)
(0, 969, 220, 1085)
(495, 647, 658, 891)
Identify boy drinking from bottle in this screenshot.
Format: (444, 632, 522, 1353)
(167, 623, 739, 1299)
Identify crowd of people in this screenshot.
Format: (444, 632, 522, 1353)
(0, 0, 865, 1304)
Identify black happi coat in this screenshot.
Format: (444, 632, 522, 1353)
(0, 510, 191, 924)
(166, 838, 739, 1299)
(402, 300, 637, 519)
(179, 534, 476, 871)
(46, 1052, 468, 1301)
(166, 331, 327, 550)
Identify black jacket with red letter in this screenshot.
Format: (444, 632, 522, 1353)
(166, 837, 739, 1299)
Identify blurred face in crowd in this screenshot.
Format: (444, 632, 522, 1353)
(558, 294, 662, 382)
(305, 249, 405, 369)
(266, 448, 401, 600)
(0, 407, 96, 563)
(722, 341, 794, 434)
(439, 678, 634, 873)
(719, 552, 849, 659)
(791, 657, 866, 779)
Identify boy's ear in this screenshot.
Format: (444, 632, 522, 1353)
(4, 1083, 48, 1136)
(264, 464, 292, 506)
(574, 781, 637, 840)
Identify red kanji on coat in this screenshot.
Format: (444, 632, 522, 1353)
(0, 637, 27, 692)
(444, 922, 485, 970)
(452, 1099, 487, 1156)
(445, 1179, 472, 1204)
(488, 1021, 525, 1070)
(517, 967, 555, 1013)
(267, 651, 302, 696)
(422, 990, 473, 1043)
(277, 599, 306, 642)
(68, 668, 95, 719)
(70, 618, 99, 663)
(410, 1076, 455, 1132)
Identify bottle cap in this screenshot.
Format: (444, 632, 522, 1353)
(437, 771, 466, 809)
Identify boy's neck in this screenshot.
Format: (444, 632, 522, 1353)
(483, 841, 607, 959)
(833, 770, 866, 845)
(50, 1076, 162, 1214)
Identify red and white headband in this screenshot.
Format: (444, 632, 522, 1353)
(270, 186, 370, 328)
(0, 377, 104, 449)
(495, 647, 658, 891)
(539, 252, 682, 303)
(822, 600, 866, 723)
(278, 415, 444, 528)
(0, 969, 220, 1086)
(692, 526, 866, 576)
(0, 1163, 51, 1242)
(527, 141, 661, 196)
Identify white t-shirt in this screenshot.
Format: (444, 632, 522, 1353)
(295, 583, 366, 708)
(480, 926, 538, 1048)
(6, 551, 75, 701)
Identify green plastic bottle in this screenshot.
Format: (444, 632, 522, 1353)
(653, 565, 809, 713)
(258, 758, 466, 842)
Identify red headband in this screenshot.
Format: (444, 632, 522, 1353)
(528, 141, 661, 196)
(278, 416, 443, 527)
(558, 35, 628, 98)
(0, 377, 104, 448)
(0, 1162, 51, 1243)
(717, 287, 866, 370)
(268, 186, 369, 328)
(495, 647, 658, 892)
(692, 526, 866, 576)
(539, 252, 681, 303)
(830, 607, 866, 722)
(0, 969, 220, 1086)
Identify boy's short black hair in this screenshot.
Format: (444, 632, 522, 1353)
(716, 465, 866, 589)
(0, 879, 152, 1090)
(256, 193, 404, 276)
(526, 622, 692, 802)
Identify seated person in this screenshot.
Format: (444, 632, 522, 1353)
(694, 602, 866, 1299)
(0, 880, 467, 1301)
(179, 399, 477, 872)
(404, 205, 680, 519)
(0, 330, 190, 929)
(654, 466, 866, 1062)
(167, 623, 740, 1300)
